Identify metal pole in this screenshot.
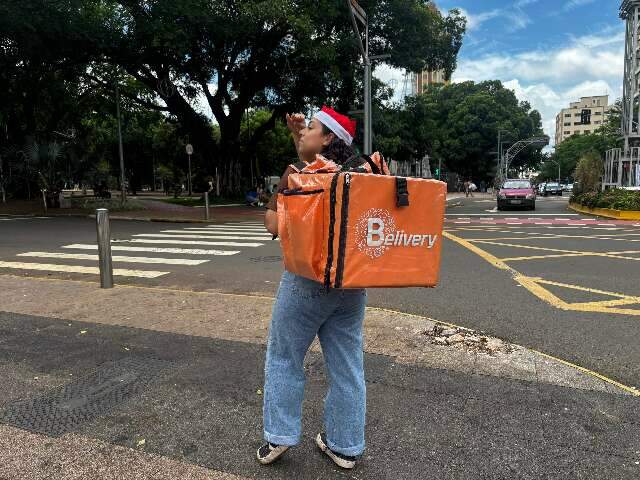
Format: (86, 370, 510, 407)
(187, 153, 192, 196)
(215, 167, 220, 196)
(204, 191, 210, 220)
(115, 84, 126, 206)
(497, 130, 502, 181)
(438, 157, 442, 180)
(96, 208, 114, 288)
(364, 20, 372, 155)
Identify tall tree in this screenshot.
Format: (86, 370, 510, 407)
(14, 0, 464, 192)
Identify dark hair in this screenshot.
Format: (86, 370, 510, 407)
(320, 124, 356, 165)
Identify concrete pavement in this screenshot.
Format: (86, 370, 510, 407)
(0, 275, 638, 479)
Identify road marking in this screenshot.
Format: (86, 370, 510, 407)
(164, 229, 272, 237)
(63, 244, 241, 256)
(133, 233, 272, 241)
(0, 261, 168, 278)
(183, 227, 268, 233)
(17, 252, 208, 266)
(443, 230, 640, 317)
(446, 213, 579, 216)
(113, 239, 264, 247)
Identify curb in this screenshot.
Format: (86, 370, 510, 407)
(569, 202, 640, 220)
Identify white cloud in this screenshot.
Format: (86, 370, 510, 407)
(564, 0, 596, 11)
(457, 6, 531, 33)
(448, 25, 624, 147)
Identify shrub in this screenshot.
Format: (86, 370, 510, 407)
(574, 151, 603, 194)
(571, 188, 640, 211)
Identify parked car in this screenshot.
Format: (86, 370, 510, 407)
(563, 183, 574, 193)
(542, 182, 563, 196)
(536, 182, 546, 195)
(497, 179, 536, 210)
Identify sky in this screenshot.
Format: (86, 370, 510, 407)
(375, 0, 625, 148)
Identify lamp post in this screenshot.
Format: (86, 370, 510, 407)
(185, 144, 194, 196)
(549, 158, 561, 185)
(346, 0, 388, 155)
(115, 82, 126, 205)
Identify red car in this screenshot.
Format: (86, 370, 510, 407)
(497, 180, 536, 210)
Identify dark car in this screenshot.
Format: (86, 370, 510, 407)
(542, 182, 563, 196)
(497, 179, 536, 210)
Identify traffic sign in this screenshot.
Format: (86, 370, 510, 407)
(185, 144, 194, 155)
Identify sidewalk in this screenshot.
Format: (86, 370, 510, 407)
(1, 193, 474, 225)
(0, 198, 264, 224)
(0, 275, 638, 479)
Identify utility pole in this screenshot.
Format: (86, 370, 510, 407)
(347, 0, 389, 155)
(185, 144, 194, 196)
(115, 83, 126, 205)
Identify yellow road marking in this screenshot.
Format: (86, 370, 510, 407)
(443, 231, 640, 317)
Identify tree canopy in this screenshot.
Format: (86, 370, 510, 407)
(376, 80, 545, 181)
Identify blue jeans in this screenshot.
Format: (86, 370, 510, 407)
(263, 270, 367, 456)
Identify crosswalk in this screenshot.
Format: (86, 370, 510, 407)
(0, 221, 273, 279)
(0, 215, 50, 221)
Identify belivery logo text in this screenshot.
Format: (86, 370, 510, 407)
(354, 208, 439, 259)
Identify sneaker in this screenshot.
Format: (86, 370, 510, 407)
(315, 433, 357, 469)
(256, 442, 289, 465)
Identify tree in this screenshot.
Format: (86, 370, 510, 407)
(574, 151, 603, 194)
(376, 80, 544, 180)
(10, 0, 464, 193)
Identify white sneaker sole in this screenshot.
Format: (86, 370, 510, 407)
(315, 433, 356, 469)
(257, 444, 289, 465)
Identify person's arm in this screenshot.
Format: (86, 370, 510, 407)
(286, 113, 306, 160)
(265, 209, 278, 236)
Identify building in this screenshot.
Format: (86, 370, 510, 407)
(555, 95, 610, 146)
(603, 1, 640, 190)
(414, 70, 449, 95)
(412, 2, 449, 95)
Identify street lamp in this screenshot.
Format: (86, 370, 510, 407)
(185, 143, 194, 196)
(115, 82, 126, 205)
(548, 158, 561, 185)
(347, 0, 389, 155)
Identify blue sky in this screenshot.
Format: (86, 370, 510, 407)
(377, 0, 625, 146)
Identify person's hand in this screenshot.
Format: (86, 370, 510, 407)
(286, 113, 306, 137)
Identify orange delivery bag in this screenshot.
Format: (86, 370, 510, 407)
(277, 154, 446, 289)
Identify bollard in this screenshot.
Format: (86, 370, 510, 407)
(96, 208, 114, 288)
(204, 191, 210, 221)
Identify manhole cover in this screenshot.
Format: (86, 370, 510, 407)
(1, 356, 173, 437)
(249, 256, 283, 263)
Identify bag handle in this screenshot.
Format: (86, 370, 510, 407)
(396, 177, 410, 207)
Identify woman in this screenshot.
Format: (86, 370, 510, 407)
(258, 106, 366, 470)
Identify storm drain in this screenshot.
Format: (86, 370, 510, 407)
(0, 356, 174, 437)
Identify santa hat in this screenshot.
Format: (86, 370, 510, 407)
(313, 106, 357, 146)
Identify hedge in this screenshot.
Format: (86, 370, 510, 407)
(571, 188, 640, 211)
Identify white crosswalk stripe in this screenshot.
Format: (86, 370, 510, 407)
(113, 238, 264, 247)
(134, 233, 272, 241)
(161, 229, 272, 237)
(1, 222, 270, 279)
(63, 244, 241, 256)
(0, 260, 168, 278)
(17, 252, 208, 266)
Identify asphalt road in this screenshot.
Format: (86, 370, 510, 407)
(1, 194, 640, 389)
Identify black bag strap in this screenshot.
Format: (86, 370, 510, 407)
(290, 161, 308, 173)
(396, 177, 410, 207)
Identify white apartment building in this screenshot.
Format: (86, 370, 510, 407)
(555, 95, 610, 145)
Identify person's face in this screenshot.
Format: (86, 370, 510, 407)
(297, 118, 334, 159)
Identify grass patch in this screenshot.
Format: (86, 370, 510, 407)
(69, 197, 147, 212)
(571, 189, 640, 211)
(160, 195, 245, 207)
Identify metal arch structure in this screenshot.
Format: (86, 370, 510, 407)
(501, 136, 549, 180)
(603, 0, 640, 189)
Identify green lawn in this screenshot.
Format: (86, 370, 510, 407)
(159, 196, 245, 207)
